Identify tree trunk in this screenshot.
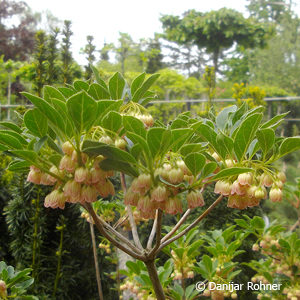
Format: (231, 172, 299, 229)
(145, 260, 165, 300)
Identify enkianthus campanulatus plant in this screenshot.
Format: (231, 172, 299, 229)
(1, 67, 300, 300)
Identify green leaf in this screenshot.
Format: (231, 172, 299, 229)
(24, 109, 48, 138)
(132, 73, 160, 102)
(9, 150, 38, 164)
(109, 72, 126, 100)
(0, 133, 23, 149)
(278, 137, 300, 159)
(7, 160, 30, 172)
(73, 80, 89, 91)
(202, 162, 217, 178)
(131, 72, 146, 95)
(82, 141, 137, 164)
(256, 128, 275, 156)
(234, 113, 263, 161)
(250, 216, 265, 230)
(43, 85, 65, 102)
(184, 153, 206, 176)
(126, 132, 152, 163)
(123, 116, 146, 138)
(100, 159, 138, 177)
(193, 123, 226, 159)
(216, 105, 237, 131)
(91, 65, 109, 90)
(147, 127, 172, 158)
(88, 83, 110, 100)
(261, 112, 289, 129)
(0, 130, 27, 145)
(180, 143, 206, 157)
(171, 128, 193, 152)
(212, 167, 252, 181)
(0, 121, 22, 133)
(202, 255, 213, 273)
(21, 92, 66, 137)
(96, 100, 123, 123)
(66, 91, 98, 132)
(102, 111, 122, 132)
(217, 133, 234, 157)
(58, 87, 75, 98)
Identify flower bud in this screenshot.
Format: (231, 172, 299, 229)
(269, 187, 282, 202)
(277, 171, 286, 183)
(212, 152, 221, 162)
(99, 135, 113, 144)
(93, 156, 104, 169)
(225, 159, 234, 167)
(176, 159, 191, 175)
(255, 187, 266, 199)
(214, 180, 231, 196)
(74, 167, 89, 183)
(252, 244, 259, 251)
(62, 141, 74, 156)
(231, 180, 247, 195)
(262, 173, 273, 187)
(115, 138, 127, 149)
(44, 190, 66, 209)
(63, 180, 81, 201)
(187, 190, 204, 209)
(137, 195, 153, 213)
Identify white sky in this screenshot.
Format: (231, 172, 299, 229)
(24, 0, 300, 65)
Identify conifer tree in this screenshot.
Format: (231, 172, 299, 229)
(83, 35, 96, 80)
(47, 27, 60, 85)
(61, 20, 73, 84)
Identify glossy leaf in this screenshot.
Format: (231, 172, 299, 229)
(8, 160, 31, 172)
(58, 87, 75, 98)
(9, 150, 38, 164)
(202, 162, 217, 178)
(0, 130, 27, 145)
(180, 143, 205, 157)
(96, 100, 123, 123)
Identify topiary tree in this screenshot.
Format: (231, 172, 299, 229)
(1, 69, 300, 299)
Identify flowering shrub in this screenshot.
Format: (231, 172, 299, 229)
(1, 69, 300, 299)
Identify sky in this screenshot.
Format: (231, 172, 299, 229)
(24, 0, 300, 65)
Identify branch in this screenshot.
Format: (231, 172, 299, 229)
(290, 218, 300, 232)
(120, 172, 143, 250)
(161, 209, 191, 243)
(148, 209, 163, 258)
(84, 203, 145, 260)
(157, 195, 223, 252)
(147, 210, 158, 250)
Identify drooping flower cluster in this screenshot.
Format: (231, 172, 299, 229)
(120, 279, 156, 300)
(171, 249, 195, 280)
(120, 101, 154, 128)
(124, 159, 204, 219)
(27, 141, 115, 209)
(214, 170, 286, 209)
(252, 233, 300, 300)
